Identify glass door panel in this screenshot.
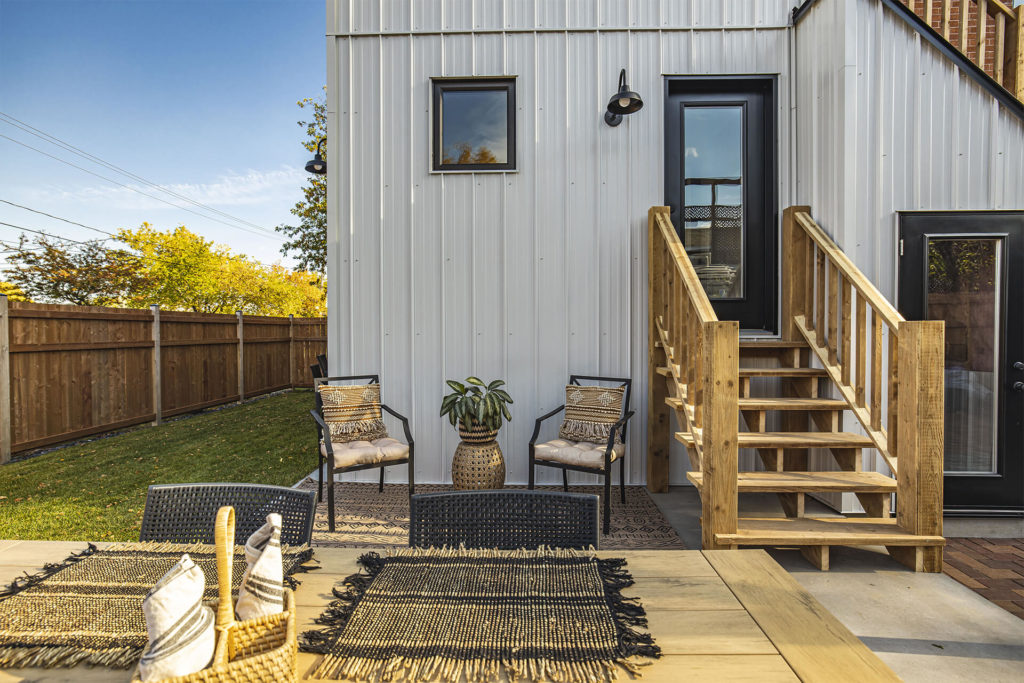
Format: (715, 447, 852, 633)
(926, 237, 1001, 474)
(682, 106, 744, 299)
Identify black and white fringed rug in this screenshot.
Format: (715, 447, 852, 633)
(301, 546, 661, 682)
(0, 541, 314, 669)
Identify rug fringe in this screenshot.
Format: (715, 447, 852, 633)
(0, 644, 140, 669)
(0, 543, 97, 601)
(597, 557, 661, 660)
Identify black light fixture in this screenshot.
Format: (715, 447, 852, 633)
(604, 68, 643, 127)
(305, 137, 327, 175)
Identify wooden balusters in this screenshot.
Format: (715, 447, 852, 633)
(855, 294, 866, 407)
(871, 311, 883, 432)
(841, 276, 852, 386)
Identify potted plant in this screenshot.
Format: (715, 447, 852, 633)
(440, 377, 513, 489)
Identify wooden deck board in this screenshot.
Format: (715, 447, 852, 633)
(704, 550, 900, 682)
(687, 471, 897, 493)
(716, 518, 946, 546)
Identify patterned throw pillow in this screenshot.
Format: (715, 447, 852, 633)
(558, 385, 625, 444)
(318, 384, 388, 443)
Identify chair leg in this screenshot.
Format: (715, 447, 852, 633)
(327, 461, 336, 533)
(409, 448, 415, 496)
(603, 469, 611, 535)
(528, 448, 535, 490)
(562, 468, 569, 492)
(620, 456, 626, 504)
(317, 456, 324, 503)
(379, 466, 385, 493)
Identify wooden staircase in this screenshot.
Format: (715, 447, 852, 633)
(646, 206, 945, 571)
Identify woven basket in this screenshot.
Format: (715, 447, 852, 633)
(133, 506, 298, 683)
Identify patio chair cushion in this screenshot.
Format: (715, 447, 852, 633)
(558, 385, 625, 444)
(534, 439, 625, 469)
(317, 383, 388, 443)
(321, 437, 409, 469)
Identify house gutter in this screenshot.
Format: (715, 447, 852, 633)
(794, 0, 1024, 122)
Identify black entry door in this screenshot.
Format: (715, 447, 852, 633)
(899, 212, 1024, 515)
(665, 77, 777, 332)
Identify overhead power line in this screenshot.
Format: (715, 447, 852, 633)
(0, 133, 284, 242)
(0, 199, 113, 238)
(0, 112, 279, 236)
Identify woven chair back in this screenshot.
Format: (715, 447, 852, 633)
(409, 490, 599, 550)
(140, 483, 316, 546)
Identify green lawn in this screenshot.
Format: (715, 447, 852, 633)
(0, 390, 316, 541)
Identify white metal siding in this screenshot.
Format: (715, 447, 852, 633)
(326, 0, 797, 485)
(794, 0, 1024, 511)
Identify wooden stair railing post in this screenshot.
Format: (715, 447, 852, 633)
(701, 320, 739, 550)
(647, 206, 671, 492)
(1013, 5, 1024, 99)
(781, 206, 811, 341)
(891, 320, 945, 572)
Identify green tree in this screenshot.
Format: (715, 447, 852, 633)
(2, 235, 149, 306)
(276, 93, 327, 276)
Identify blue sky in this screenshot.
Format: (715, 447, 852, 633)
(0, 0, 325, 267)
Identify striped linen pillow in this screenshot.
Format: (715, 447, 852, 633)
(235, 513, 285, 621)
(138, 554, 215, 681)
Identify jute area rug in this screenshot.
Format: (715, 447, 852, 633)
(297, 480, 686, 550)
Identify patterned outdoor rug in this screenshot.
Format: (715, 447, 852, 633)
(0, 541, 313, 669)
(298, 480, 686, 550)
(300, 547, 660, 681)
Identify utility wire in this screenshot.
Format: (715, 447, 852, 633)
(0, 133, 284, 241)
(0, 199, 114, 238)
(0, 112, 279, 236)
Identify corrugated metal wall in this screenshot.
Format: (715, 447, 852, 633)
(795, 0, 1024, 511)
(325, 0, 797, 485)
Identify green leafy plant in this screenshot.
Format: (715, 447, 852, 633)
(440, 377, 513, 432)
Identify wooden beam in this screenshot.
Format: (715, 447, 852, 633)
(895, 320, 945, 572)
(151, 305, 162, 426)
(979, 0, 990, 72)
(780, 205, 811, 341)
(647, 207, 671, 493)
(942, 0, 952, 40)
(0, 295, 9, 464)
(700, 320, 739, 551)
(1012, 5, 1024, 99)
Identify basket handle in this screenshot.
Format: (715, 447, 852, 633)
(214, 506, 236, 635)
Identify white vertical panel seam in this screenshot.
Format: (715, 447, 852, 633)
(378, 35, 386, 387)
(347, 37, 355, 372)
(408, 33, 416, 478)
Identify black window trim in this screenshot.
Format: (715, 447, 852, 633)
(431, 76, 517, 173)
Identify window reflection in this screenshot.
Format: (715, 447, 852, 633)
(440, 90, 508, 165)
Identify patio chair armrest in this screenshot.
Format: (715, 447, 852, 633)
(381, 403, 414, 445)
(605, 410, 636, 451)
(309, 409, 333, 455)
(530, 405, 566, 446)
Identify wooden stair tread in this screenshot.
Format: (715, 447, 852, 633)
(715, 518, 945, 546)
(737, 397, 847, 411)
(676, 431, 873, 448)
(739, 340, 808, 349)
(687, 471, 896, 493)
(739, 367, 828, 377)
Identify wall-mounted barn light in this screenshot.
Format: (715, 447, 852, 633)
(305, 137, 327, 174)
(604, 69, 643, 127)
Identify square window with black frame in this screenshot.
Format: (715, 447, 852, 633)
(432, 78, 516, 172)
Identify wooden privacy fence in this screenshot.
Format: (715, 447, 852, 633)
(0, 297, 326, 463)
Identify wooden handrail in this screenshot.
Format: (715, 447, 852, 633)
(653, 210, 717, 324)
(905, 0, 1024, 100)
(648, 206, 738, 548)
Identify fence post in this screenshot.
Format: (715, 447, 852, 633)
(237, 311, 245, 402)
(891, 320, 945, 572)
(151, 304, 162, 425)
(0, 295, 10, 464)
(288, 314, 296, 388)
(701, 320, 739, 550)
(647, 206, 671, 493)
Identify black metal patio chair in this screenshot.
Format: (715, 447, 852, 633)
(409, 490, 599, 549)
(316, 353, 328, 377)
(139, 483, 316, 546)
(310, 374, 414, 532)
(528, 375, 634, 535)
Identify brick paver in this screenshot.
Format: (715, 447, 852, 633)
(943, 537, 1024, 620)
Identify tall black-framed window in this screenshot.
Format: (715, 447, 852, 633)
(431, 77, 516, 172)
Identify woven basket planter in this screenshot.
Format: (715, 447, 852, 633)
(452, 423, 505, 490)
